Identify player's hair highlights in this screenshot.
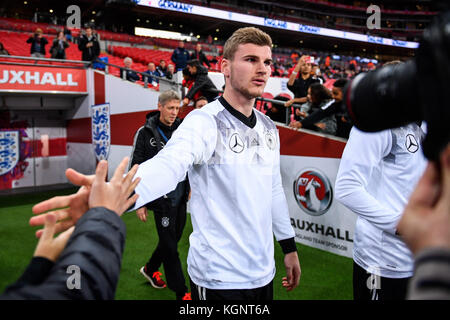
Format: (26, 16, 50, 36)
(159, 90, 181, 106)
(223, 27, 272, 60)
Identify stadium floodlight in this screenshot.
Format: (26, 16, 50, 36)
(135, 27, 193, 41)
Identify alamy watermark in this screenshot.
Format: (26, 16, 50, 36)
(66, 265, 81, 290)
(66, 5, 81, 29)
(366, 5, 381, 30)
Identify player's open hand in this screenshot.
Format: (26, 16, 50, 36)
(88, 157, 140, 216)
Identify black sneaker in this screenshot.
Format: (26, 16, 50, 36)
(140, 266, 166, 289)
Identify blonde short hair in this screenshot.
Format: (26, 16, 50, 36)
(158, 90, 181, 106)
(223, 27, 272, 61)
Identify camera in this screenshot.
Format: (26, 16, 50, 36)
(343, 9, 450, 161)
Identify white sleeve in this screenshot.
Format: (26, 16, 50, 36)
(271, 129, 295, 241)
(131, 110, 217, 210)
(335, 127, 399, 234)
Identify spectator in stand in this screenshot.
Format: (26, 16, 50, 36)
(265, 94, 289, 124)
(182, 59, 218, 106)
(177, 68, 195, 118)
(289, 83, 336, 135)
(27, 28, 48, 58)
(285, 55, 320, 109)
(143, 62, 160, 86)
(181, 67, 194, 93)
(311, 64, 325, 84)
(0, 42, 9, 55)
(165, 64, 175, 80)
(171, 41, 190, 72)
(190, 43, 211, 69)
(332, 78, 352, 139)
(178, 68, 198, 118)
(194, 96, 208, 109)
(63, 27, 72, 42)
(78, 25, 100, 62)
(157, 59, 168, 77)
(120, 57, 141, 83)
(50, 31, 69, 59)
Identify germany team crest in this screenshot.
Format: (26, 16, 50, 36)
(91, 103, 111, 161)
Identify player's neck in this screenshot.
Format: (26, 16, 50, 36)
(222, 89, 254, 118)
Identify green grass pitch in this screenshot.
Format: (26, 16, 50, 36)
(0, 188, 353, 300)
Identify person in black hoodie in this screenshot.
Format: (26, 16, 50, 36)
(0, 157, 140, 300)
(182, 59, 218, 106)
(129, 90, 191, 300)
(77, 25, 100, 62)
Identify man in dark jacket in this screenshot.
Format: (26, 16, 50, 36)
(130, 90, 191, 300)
(0, 158, 139, 300)
(27, 28, 48, 58)
(77, 26, 100, 62)
(171, 41, 190, 71)
(182, 59, 218, 105)
(120, 57, 141, 83)
(190, 43, 211, 69)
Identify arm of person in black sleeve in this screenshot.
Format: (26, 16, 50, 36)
(0, 157, 140, 300)
(185, 74, 208, 100)
(77, 37, 86, 51)
(131, 71, 141, 82)
(300, 101, 339, 129)
(202, 52, 211, 68)
(1, 257, 55, 295)
(0, 207, 125, 300)
(93, 39, 100, 57)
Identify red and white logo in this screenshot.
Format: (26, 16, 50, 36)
(293, 168, 333, 216)
(0, 65, 87, 93)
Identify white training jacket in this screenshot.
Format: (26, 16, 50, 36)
(335, 124, 427, 278)
(132, 97, 295, 289)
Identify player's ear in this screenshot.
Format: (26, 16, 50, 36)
(221, 58, 230, 79)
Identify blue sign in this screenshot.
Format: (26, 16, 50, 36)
(158, 0, 194, 13)
(367, 35, 384, 44)
(91, 103, 111, 161)
(298, 24, 320, 34)
(264, 18, 288, 29)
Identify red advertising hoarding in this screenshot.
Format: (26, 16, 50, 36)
(0, 64, 87, 94)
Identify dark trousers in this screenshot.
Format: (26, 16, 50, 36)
(353, 261, 410, 300)
(190, 278, 273, 301)
(146, 201, 188, 296)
